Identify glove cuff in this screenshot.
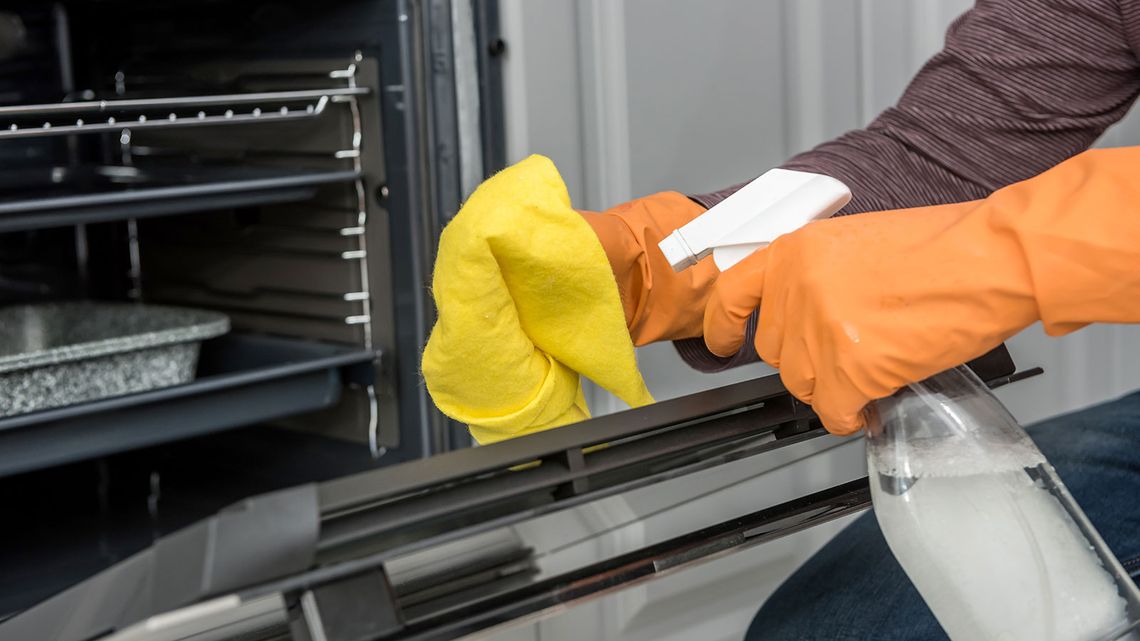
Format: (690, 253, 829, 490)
(583, 192, 716, 345)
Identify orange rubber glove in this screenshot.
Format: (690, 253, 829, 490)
(703, 147, 1140, 435)
(580, 193, 716, 345)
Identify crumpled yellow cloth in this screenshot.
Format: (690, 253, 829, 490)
(421, 155, 654, 444)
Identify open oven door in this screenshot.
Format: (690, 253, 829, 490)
(0, 347, 1038, 641)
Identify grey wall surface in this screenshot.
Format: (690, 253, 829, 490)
(624, 1, 788, 196)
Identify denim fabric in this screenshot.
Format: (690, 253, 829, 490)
(744, 390, 1140, 641)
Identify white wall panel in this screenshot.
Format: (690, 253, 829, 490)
(498, 0, 587, 204)
(623, 0, 787, 197)
(575, 1, 636, 207)
(493, 1, 1140, 639)
(781, 0, 862, 152)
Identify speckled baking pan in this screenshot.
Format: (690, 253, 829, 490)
(0, 302, 229, 417)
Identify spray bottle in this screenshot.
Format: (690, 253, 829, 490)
(659, 169, 1140, 641)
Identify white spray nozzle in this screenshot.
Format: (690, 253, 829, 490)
(659, 168, 852, 272)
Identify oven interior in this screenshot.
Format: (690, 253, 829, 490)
(0, 0, 496, 615)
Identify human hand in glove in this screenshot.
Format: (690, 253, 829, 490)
(702, 147, 1140, 435)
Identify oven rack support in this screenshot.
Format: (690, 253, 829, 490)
(333, 53, 384, 458)
(0, 87, 369, 140)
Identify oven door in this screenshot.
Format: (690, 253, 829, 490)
(0, 348, 1036, 641)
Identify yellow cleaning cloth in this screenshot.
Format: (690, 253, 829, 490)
(422, 155, 654, 444)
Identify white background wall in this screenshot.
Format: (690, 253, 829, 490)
(488, 1, 1140, 640)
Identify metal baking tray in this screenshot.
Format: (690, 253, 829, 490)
(0, 332, 378, 478)
(0, 302, 229, 418)
(0, 164, 360, 233)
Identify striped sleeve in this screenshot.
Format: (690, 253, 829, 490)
(680, 0, 1140, 373)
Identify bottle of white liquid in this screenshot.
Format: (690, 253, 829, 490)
(868, 366, 1140, 641)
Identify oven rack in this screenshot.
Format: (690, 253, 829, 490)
(0, 164, 361, 233)
(0, 87, 368, 140)
(0, 332, 378, 478)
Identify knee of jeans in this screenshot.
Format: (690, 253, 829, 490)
(743, 513, 947, 641)
(1027, 390, 1140, 462)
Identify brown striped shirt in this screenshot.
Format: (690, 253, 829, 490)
(677, 0, 1140, 372)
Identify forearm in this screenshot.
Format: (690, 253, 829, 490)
(696, 0, 1140, 213)
(987, 147, 1140, 334)
(695, 125, 991, 214)
(680, 0, 1140, 371)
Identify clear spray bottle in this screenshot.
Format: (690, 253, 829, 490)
(660, 169, 1140, 641)
(869, 366, 1139, 641)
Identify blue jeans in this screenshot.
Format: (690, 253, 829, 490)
(745, 390, 1140, 641)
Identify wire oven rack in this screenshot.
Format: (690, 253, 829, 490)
(0, 88, 367, 140)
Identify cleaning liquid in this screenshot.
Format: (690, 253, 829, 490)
(868, 366, 1140, 641)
